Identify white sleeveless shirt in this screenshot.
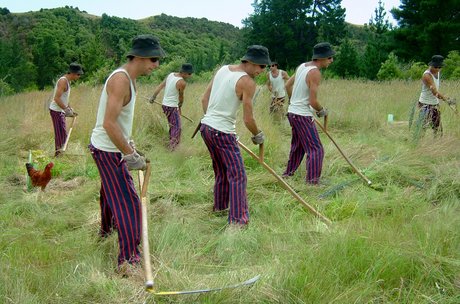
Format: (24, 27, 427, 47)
(162, 73, 183, 107)
(287, 64, 318, 116)
(201, 65, 247, 134)
(49, 76, 70, 112)
(269, 70, 286, 98)
(91, 69, 136, 152)
(419, 70, 440, 105)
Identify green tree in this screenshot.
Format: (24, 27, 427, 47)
(362, 0, 393, 80)
(377, 52, 403, 80)
(243, 0, 346, 69)
(391, 0, 460, 61)
(330, 39, 360, 78)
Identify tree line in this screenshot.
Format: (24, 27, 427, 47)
(0, 0, 459, 96)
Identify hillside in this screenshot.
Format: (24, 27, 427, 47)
(0, 6, 242, 92)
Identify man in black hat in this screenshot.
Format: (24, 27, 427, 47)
(149, 63, 194, 150)
(49, 62, 83, 157)
(283, 42, 335, 185)
(199, 45, 270, 227)
(266, 61, 289, 115)
(417, 55, 451, 135)
(89, 34, 165, 275)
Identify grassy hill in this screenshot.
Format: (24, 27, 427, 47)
(0, 79, 459, 303)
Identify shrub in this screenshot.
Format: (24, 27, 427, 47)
(377, 52, 403, 80)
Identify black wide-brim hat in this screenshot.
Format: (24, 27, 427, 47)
(68, 63, 84, 75)
(312, 42, 336, 60)
(127, 34, 166, 58)
(180, 63, 194, 74)
(428, 55, 444, 67)
(241, 45, 271, 65)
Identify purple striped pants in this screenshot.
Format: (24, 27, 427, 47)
(50, 110, 67, 156)
(88, 144, 141, 265)
(162, 105, 182, 150)
(200, 124, 249, 225)
(283, 113, 324, 184)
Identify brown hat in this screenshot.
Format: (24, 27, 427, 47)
(127, 34, 166, 58)
(312, 42, 335, 60)
(241, 45, 271, 65)
(68, 63, 83, 75)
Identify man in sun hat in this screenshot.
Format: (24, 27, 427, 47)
(417, 55, 451, 135)
(89, 34, 165, 275)
(282, 42, 335, 185)
(49, 62, 83, 157)
(200, 45, 270, 227)
(266, 61, 289, 115)
(149, 63, 194, 150)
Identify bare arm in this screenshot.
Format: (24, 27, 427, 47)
(266, 71, 272, 92)
(307, 68, 322, 111)
(201, 78, 214, 114)
(423, 73, 446, 101)
(102, 72, 134, 155)
(176, 79, 186, 107)
(236, 76, 259, 135)
(151, 79, 166, 100)
(282, 70, 290, 81)
(285, 74, 295, 99)
(53, 78, 69, 110)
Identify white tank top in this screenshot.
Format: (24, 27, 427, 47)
(287, 64, 318, 116)
(162, 73, 183, 107)
(201, 65, 247, 134)
(90, 69, 136, 152)
(269, 70, 286, 98)
(419, 70, 440, 105)
(49, 76, 70, 112)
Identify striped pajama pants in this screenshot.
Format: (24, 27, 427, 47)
(162, 105, 182, 150)
(200, 124, 249, 225)
(50, 110, 67, 156)
(88, 144, 141, 266)
(283, 113, 324, 184)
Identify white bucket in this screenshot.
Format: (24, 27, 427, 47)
(387, 114, 394, 123)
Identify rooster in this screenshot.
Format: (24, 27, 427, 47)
(25, 162, 54, 191)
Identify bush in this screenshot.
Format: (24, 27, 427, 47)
(403, 61, 426, 80)
(443, 50, 460, 80)
(0, 79, 14, 97)
(377, 52, 403, 80)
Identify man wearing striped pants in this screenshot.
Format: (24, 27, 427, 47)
(200, 45, 270, 227)
(149, 63, 194, 150)
(283, 42, 335, 185)
(49, 63, 83, 156)
(89, 35, 165, 274)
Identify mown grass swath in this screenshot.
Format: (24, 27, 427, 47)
(0, 79, 459, 303)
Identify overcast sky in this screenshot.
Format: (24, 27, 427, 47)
(1, 0, 401, 27)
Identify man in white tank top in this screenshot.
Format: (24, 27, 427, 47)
(149, 63, 194, 150)
(49, 62, 83, 157)
(89, 35, 165, 275)
(283, 42, 335, 185)
(200, 45, 271, 227)
(266, 61, 289, 114)
(417, 55, 449, 135)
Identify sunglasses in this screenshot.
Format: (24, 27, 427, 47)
(271, 64, 277, 67)
(259, 65, 267, 69)
(150, 57, 159, 63)
(434, 66, 442, 69)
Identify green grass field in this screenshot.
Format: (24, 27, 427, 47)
(1, 79, 459, 303)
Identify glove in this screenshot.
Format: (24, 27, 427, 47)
(447, 98, 457, 106)
(149, 95, 156, 104)
(122, 150, 146, 171)
(251, 131, 265, 145)
(316, 108, 328, 118)
(64, 106, 76, 117)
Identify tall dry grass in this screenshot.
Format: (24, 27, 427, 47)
(0, 78, 459, 303)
